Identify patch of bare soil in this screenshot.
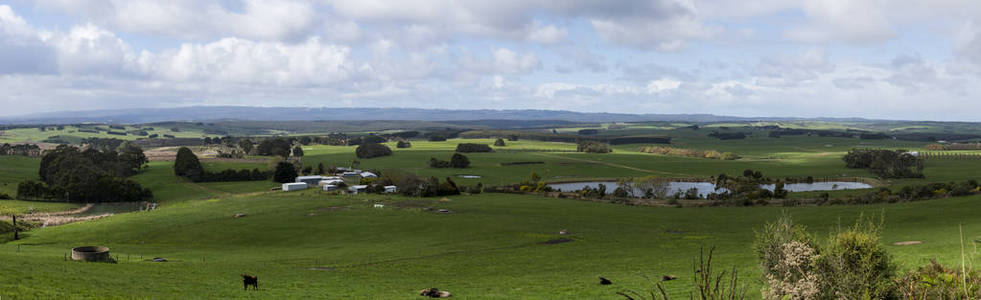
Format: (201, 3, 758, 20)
(0, 204, 114, 227)
(892, 241, 923, 246)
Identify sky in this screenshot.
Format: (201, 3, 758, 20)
(1, 1, 981, 121)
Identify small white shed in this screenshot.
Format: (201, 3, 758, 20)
(282, 182, 308, 192)
(349, 185, 368, 194)
(319, 179, 344, 186)
(384, 185, 397, 193)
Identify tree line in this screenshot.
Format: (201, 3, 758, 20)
(173, 147, 270, 182)
(17, 144, 151, 202)
(843, 149, 924, 178)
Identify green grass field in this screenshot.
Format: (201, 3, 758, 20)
(0, 125, 219, 143)
(1, 191, 978, 298)
(3, 125, 981, 298)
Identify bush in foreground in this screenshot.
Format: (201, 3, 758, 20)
(756, 215, 896, 299)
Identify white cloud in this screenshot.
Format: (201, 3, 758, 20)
(3, 1, 981, 120)
(786, 0, 894, 43)
(955, 21, 981, 68)
(492, 48, 540, 74)
(526, 23, 567, 44)
(0, 5, 57, 74)
(646, 79, 682, 93)
(36, 0, 319, 41)
(49, 24, 135, 76)
(138, 37, 353, 86)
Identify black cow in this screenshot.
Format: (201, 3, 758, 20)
(242, 274, 258, 290)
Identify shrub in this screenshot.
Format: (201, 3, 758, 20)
(815, 218, 896, 299)
(356, 143, 392, 159)
(273, 162, 298, 183)
(396, 140, 412, 148)
(577, 141, 612, 153)
(896, 259, 981, 299)
(450, 153, 470, 168)
(428, 157, 451, 168)
(493, 138, 506, 146)
(256, 138, 292, 158)
(428, 135, 447, 142)
(639, 146, 740, 160)
(174, 147, 204, 180)
(708, 132, 747, 140)
(755, 215, 821, 300)
(455, 143, 492, 153)
(578, 129, 599, 135)
(843, 149, 923, 178)
(757, 215, 897, 299)
(360, 135, 386, 144)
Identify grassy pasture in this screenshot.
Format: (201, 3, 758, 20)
(0, 125, 218, 143)
(0, 156, 38, 197)
(0, 192, 979, 298)
(2, 125, 981, 298)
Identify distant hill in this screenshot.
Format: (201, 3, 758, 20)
(0, 106, 872, 124)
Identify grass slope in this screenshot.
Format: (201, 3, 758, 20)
(0, 191, 978, 299)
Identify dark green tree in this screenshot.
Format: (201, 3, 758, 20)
(273, 162, 298, 183)
(115, 141, 148, 176)
(256, 138, 292, 158)
(450, 153, 470, 168)
(174, 147, 204, 180)
(356, 143, 392, 159)
(239, 139, 254, 154)
(494, 138, 506, 146)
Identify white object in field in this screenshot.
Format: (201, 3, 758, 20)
(282, 182, 308, 191)
(373, 204, 384, 208)
(384, 185, 397, 193)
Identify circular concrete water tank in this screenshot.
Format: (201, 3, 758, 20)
(71, 246, 111, 262)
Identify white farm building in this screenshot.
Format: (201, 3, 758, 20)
(282, 182, 308, 192)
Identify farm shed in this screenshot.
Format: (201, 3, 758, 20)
(282, 182, 308, 192)
(323, 185, 338, 191)
(384, 185, 397, 193)
(319, 179, 344, 187)
(296, 176, 326, 186)
(349, 185, 368, 194)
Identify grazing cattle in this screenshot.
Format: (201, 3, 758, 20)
(599, 277, 612, 285)
(242, 274, 258, 290)
(662, 275, 677, 281)
(419, 288, 452, 298)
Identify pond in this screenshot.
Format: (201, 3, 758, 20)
(547, 181, 872, 198)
